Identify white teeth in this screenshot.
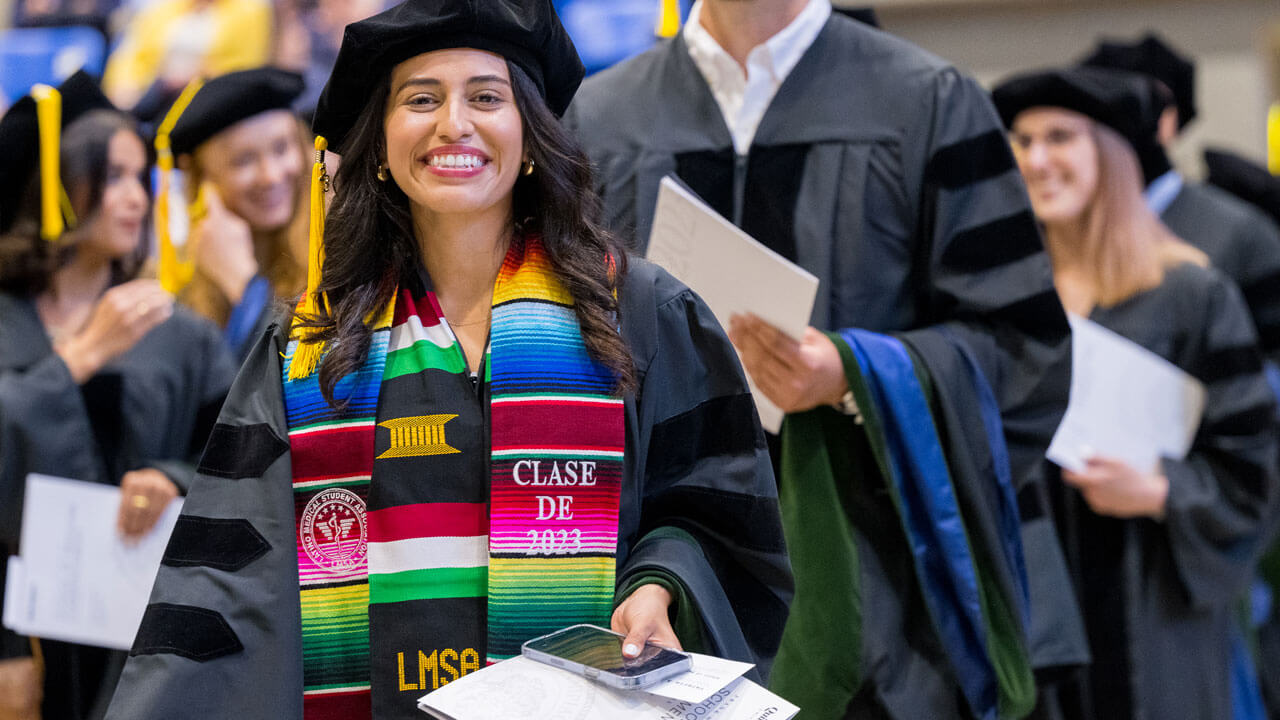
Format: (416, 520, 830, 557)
(430, 154, 485, 169)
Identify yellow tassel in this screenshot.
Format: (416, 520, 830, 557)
(656, 0, 681, 38)
(58, 184, 77, 229)
(288, 135, 331, 381)
(1268, 103, 1280, 175)
(370, 295, 396, 329)
(154, 78, 204, 294)
(31, 85, 64, 241)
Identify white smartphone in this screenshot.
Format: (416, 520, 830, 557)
(520, 623, 692, 690)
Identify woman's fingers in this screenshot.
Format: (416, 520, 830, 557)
(117, 469, 178, 540)
(610, 584, 680, 657)
(90, 281, 174, 361)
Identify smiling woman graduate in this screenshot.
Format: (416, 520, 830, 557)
(104, 2, 791, 719)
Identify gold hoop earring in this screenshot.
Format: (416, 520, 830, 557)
(521, 158, 536, 176)
(377, 164, 389, 182)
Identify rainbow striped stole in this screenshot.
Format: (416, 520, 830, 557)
(283, 313, 391, 720)
(486, 237, 625, 661)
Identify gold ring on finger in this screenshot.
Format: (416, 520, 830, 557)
(130, 495, 150, 510)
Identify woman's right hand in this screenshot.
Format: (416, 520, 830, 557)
(55, 279, 173, 383)
(193, 183, 259, 304)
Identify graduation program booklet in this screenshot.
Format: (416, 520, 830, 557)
(417, 654, 798, 720)
(646, 176, 820, 433)
(3, 473, 182, 650)
(1047, 314, 1206, 473)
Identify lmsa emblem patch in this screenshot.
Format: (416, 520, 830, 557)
(301, 488, 368, 574)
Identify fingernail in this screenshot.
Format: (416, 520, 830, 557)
(623, 643, 639, 656)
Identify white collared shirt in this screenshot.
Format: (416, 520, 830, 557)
(683, 0, 832, 155)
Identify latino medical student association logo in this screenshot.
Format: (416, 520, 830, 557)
(300, 488, 368, 574)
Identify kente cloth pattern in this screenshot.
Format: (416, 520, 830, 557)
(282, 235, 623, 719)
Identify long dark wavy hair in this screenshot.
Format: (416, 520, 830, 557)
(0, 110, 148, 297)
(298, 61, 635, 405)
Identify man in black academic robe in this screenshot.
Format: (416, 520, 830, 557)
(567, 2, 1084, 717)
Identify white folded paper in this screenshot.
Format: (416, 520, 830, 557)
(644, 652, 754, 703)
(417, 655, 798, 720)
(3, 474, 182, 650)
(1047, 314, 1206, 473)
(646, 176, 820, 433)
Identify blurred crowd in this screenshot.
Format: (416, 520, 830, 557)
(6, 0, 387, 117)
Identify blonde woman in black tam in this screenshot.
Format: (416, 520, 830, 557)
(0, 72, 234, 720)
(993, 66, 1280, 720)
(106, 2, 790, 719)
(157, 68, 311, 360)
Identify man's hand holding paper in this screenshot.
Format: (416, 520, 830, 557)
(726, 316, 847, 414)
(645, 177, 820, 432)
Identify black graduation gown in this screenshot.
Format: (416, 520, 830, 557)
(566, 12, 1085, 709)
(1161, 181, 1280, 359)
(102, 259, 793, 719)
(1047, 263, 1280, 720)
(0, 292, 235, 720)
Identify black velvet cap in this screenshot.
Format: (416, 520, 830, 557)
(992, 66, 1168, 147)
(0, 70, 114, 234)
(1080, 33, 1196, 130)
(313, 0, 584, 153)
(992, 66, 1173, 184)
(168, 67, 304, 155)
(1204, 148, 1280, 226)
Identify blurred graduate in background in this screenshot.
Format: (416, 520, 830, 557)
(0, 70, 233, 720)
(1080, 34, 1280, 365)
(100, 0, 272, 117)
(994, 65, 1280, 720)
(154, 67, 309, 361)
(1082, 33, 1280, 720)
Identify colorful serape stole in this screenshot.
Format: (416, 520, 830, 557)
(284, 235, 624, 717)
(486, 237, 625, 661)
(283, 302, 394, 720)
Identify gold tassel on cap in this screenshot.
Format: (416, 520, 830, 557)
(1268, 102, 1279, 175)
(287, 137, 396, 382)
(30, 85, 75, 241)
(287, 135, 331, 381)
(153, 78, 204, 294)
(656, 0, 680, 38)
